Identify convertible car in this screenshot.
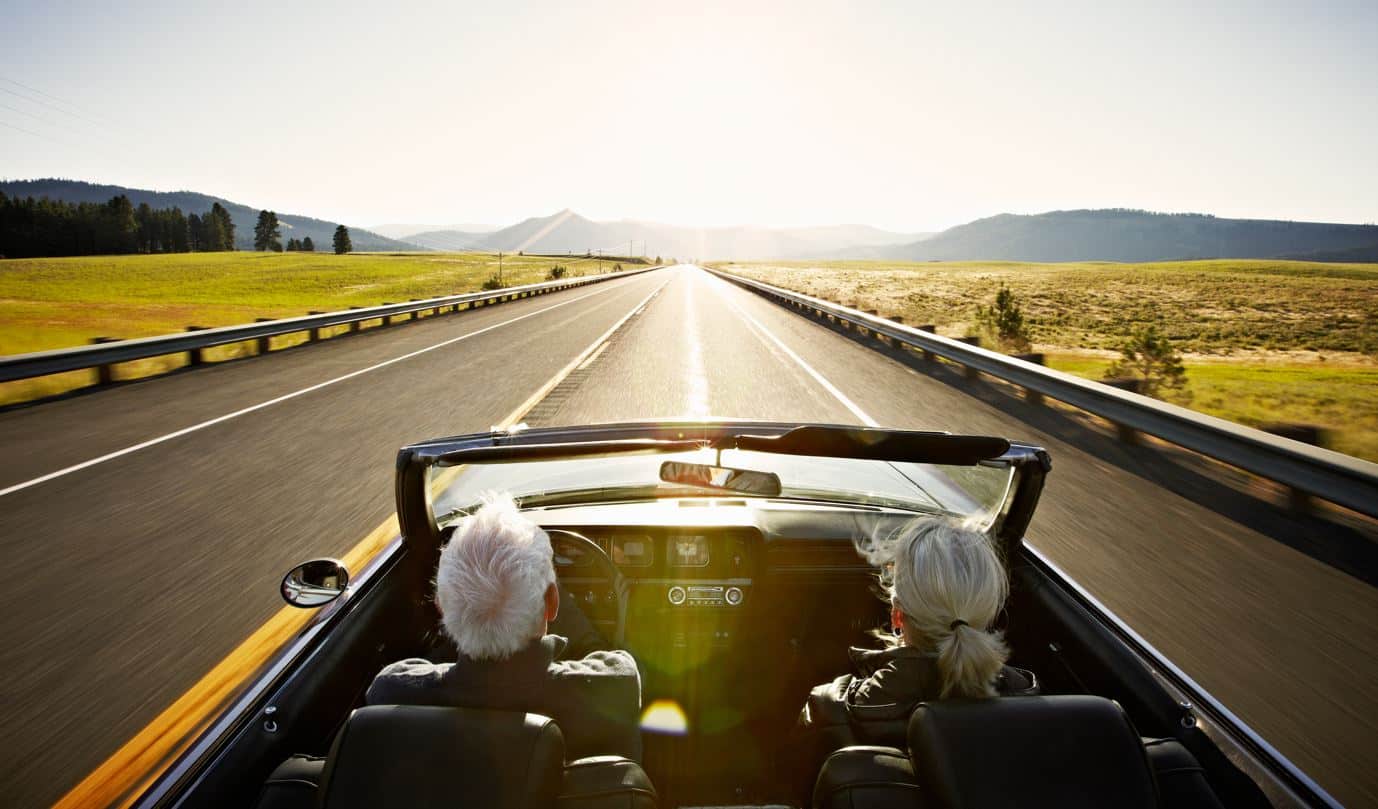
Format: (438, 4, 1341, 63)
(132, 421, 1332, 808)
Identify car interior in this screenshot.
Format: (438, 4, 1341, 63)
(176, 425, 1282, 809)
(246, 505, 1257, 808)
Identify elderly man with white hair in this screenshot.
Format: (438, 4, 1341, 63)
(366, 495, 642, 761)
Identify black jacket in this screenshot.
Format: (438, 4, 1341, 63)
(366, 634, 642, 761)
(799, 644, 1039, 763)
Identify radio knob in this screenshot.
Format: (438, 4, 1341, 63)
(725, 586, 743, 606)
(667, 585, 687, 606)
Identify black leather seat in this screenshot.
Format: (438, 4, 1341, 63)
(1143, 737, 1227, 809)
(812, 745, 919, 809)
(320, 705, 566, 808)
(908, 695, 1158, 809)
(253, 706, 657, 809)
(558, 755, 658, 809)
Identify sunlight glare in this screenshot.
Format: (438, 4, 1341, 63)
(639, 699, 689, 735)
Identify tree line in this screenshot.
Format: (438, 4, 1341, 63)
(0, 192, 235, 258)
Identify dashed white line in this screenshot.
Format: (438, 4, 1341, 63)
(703, 269, 879, 427)
(0, 276, 655, 499)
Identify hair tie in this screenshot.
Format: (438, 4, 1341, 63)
(949, 619, 968, 631)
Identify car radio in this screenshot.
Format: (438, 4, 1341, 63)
(666, 583, 745, 607)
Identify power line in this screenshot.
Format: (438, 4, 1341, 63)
(0, 76, 112, 127)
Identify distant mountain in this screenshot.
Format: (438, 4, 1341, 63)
(369, 222, 499, 240)
(402, 229, 492, 251)
(879, 209, 1378, 262)
(427, 209, 928, 260)
(0, 179, 419, 252)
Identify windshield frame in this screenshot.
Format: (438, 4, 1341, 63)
(398, 420, 1050, 557)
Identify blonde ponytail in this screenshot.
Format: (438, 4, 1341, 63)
(887, 519, 1010, 698)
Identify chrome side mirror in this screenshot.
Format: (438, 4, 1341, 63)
(281, 558, 350, 608)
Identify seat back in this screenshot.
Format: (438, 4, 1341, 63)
(907, 695, 1157, 809)
(319, 705, 565, 809)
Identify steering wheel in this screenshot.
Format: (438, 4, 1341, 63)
(545, 529, 628, 648)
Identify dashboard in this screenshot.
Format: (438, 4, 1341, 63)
(554, 527, 756, 610)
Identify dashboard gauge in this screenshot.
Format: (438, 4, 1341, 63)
(611, 535, 654, 567)
(671, 535, 710, 567)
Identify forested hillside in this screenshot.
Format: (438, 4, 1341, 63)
(0, 179, 414, 253)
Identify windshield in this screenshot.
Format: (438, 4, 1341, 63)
(428, 446, 1013, 527)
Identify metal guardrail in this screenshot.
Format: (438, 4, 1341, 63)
(0, 267, 655, 385)
(708, 268, 1378, 521)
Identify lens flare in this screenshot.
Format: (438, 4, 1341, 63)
(639, 699, 689, 735)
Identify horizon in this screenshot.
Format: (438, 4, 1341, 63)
(2, 2, 1376, 231)
(4, 178, 1375, 236)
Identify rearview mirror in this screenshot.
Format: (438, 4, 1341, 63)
(660, 461, 782, 496)
(281, 558, 350, 608)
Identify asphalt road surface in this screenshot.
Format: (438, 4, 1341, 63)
(1, 266, 1374, 807)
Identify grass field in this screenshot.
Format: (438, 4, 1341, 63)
(0, 251, 634, 404)
(715, 259, 1378, 462)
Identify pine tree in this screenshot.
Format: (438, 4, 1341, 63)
(302, 236, 315, 252)
(1105, 326, 1189, 400)
(286, 237, 299, 251)
(211, 202, 235, 250)
(187, 213, 203, 251)
(333, 225, 352, 255)
(254, 210, 282, 252)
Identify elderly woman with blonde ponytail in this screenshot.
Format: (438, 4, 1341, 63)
(793, 519, 1038, 795)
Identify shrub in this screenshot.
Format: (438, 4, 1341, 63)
(547, 265, 567, 280)
(1105, 325, 1189, 401)
(613, 263, 622, 273)
(480, 275, 504, 291)
(974, 284, 1032, 352)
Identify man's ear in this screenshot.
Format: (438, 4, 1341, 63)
(544, 582, 560, 622)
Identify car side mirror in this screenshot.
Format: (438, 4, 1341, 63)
(281, 558, 350, 608)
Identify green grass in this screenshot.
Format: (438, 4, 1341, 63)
(1046, 353, 1378, 461)
(0, 250, 634, 403)
(715, 259, 1378, 462)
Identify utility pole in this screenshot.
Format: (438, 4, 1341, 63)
(498, 251, 504, 285)
(598, 249, 602, 274)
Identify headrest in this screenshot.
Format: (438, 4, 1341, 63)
(907, 695, 1156, 809)
(320, 705, 565, 809)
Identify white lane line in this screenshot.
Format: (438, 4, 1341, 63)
(683, 272, 711, 418)
(702, 269, 879, 427)
(0, 276, 655, 499)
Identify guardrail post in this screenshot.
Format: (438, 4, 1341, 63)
(348, 307, 361, 332)
(381, 304, 394, 325)
(185, 327, 208, 364)
(254, 319, 272, 354)
(956, 336, 981, 379)
(1102, 378, 1143, 443)
(407, 300, 419, 320)
(917, 325, 936, 361)
(307, 312, 325, 341)
(1013, 353, 1045, 403)
(90, 337, 118, 384)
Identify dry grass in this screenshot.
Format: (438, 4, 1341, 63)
(717, 259, 1378, 462)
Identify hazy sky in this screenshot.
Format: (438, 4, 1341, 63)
(1, 1, 1374, 231)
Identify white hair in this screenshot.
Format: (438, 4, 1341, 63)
(880, 518, 1010, 698)
(435, 494, 556, 661)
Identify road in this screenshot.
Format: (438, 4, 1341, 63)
(1, 266, 1374, 807)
